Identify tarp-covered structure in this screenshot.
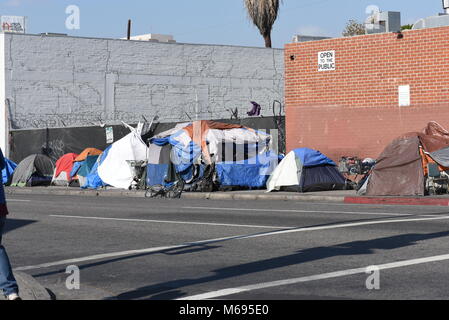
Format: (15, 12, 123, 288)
(267, 148, 346, 192)
(82, 146, 111, 190)
(70, 148, 103, 187)
(11, 154, 55, 187)
(216, 151, 282, 188)
(52, 153, 78, 186)
(76, 155, 99, 187)
(147, 120, 274, 190)
(364, 121, 449, 196)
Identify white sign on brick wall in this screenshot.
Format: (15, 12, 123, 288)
(318, 51, 336, 71)
(398, 85, 411, 107)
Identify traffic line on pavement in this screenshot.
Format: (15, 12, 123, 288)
(179, 253, 449, 300)
(15, 214, 449, 272)
(14, 233, 258, 272)
(183, 206, 421, 217)
(7, 199, 31, 202)
(49, 214, 294, 230)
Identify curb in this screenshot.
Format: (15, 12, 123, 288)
(5, 187, 348, 203)
(5, 187, 146, 198)
(181, 192, 346, 202)
(3, 271, 52, 300)
(344, 196, 449, 207)
(9, 187, 449, 206)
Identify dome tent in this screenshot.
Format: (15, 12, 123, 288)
(70, 148, 103, 187)
(51, 153, 79, 186)
(11, 154, 55, 187)
(267, 148, 346, 192)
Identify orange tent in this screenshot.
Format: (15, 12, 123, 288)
(74, 148, 103, 162)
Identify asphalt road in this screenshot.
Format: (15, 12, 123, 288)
(3, 193, 449, 300)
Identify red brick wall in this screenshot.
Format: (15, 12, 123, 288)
(285, 26, 449, 162)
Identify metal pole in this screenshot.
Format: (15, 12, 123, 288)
(127, 19, 131, 40)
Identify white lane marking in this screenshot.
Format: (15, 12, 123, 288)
(49, 215, 293, 230)
(14, 233, 251, 272)
(179, 253, 449, 300)
(15, 214, 449, 272)
(183, 206, 428, 217)
(7, 199, 31, 202)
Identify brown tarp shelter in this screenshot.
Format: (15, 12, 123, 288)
(366, 122, 449, 196)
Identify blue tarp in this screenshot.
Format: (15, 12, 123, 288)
(146, 163, 195, 187)
(293, 148, 335, 167)
(70, 161, 83, 178)
(2, 158, 17, 185)
(216, 151, 281, 188)
(82, 146, 111, 189)
(146, 163, 169, 186)
(78, 156, 99, 177)
(149, 137, 170, 146)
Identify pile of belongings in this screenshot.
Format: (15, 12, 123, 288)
(147, 120, 278, 192)
(10, 154, 54, 187)
(359, 121, 449, 196)
(266, 148, 346, 192)
(338, 156, 376, 190)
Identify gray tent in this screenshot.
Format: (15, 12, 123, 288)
(10, 154, 55, 187)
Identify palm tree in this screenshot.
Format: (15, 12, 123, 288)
(244, 0, 282, 48)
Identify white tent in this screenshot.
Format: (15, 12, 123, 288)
(98, 126, 148, 190)
(266, 151, 299, 192)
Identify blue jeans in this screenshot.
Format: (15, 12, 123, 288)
(0, 216, 18, 296)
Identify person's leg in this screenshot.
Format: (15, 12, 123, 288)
(0, 216, 19, 296)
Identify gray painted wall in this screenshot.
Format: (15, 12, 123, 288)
(3, 33, 284, 131)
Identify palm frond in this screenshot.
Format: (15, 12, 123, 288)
(244, 0, 281, 37)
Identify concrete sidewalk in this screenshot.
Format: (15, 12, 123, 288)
(0, 271, 52, 300)
(6, 186, 449, 206)
(5, 186, 352, 202)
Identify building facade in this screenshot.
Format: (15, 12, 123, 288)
(285, 26, 449, 161)
(0, 33, 284, 158)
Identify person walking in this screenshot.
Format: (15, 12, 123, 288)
(0, 148, 20, 300)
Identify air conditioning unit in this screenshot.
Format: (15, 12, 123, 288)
(365, 11, 401, 34)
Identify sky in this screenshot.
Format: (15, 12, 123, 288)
(0, 0, 444, 48)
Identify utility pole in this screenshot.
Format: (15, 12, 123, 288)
(127, 19, 131, 40)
